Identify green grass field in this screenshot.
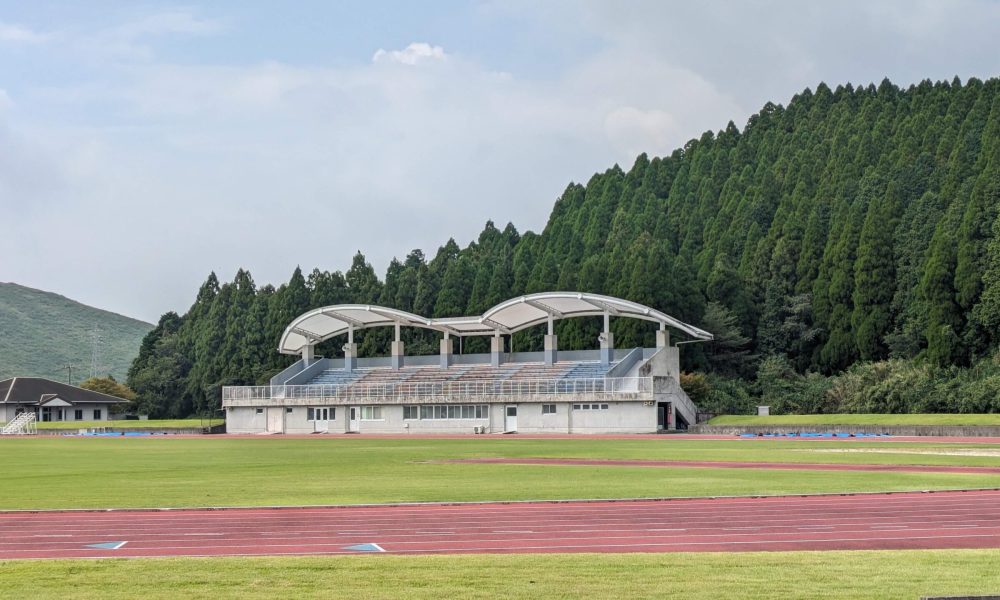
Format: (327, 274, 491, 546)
(3, 436, 1000, 509)
(708, 413, 1000, 426)
(2, 550, 999, 599)
(36, 419, 224, 430)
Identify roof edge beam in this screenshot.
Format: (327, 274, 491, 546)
(524, 298, 564, 318)
(320, 309, 366, 328)
(290, 327, 323, 343)
(480, 317, 511, 334)
(579, 296, 620, 315)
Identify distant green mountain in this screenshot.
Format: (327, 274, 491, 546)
(0, 283, 153, 383)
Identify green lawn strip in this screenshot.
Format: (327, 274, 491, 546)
(3, 550, 1000, 599)
(37, 419, 224, 430)
(709, 413, 1000, 426)
(3, 438, 1000, 509)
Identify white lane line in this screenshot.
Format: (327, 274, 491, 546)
(493, 530, 534, 534)
(370, 543, 386, 553)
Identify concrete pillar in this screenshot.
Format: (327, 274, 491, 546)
(544, 335, 558, 365)
(544, 314, 557, 365)
(391, 323, 404, 369)
(656, 328, 670, 349)
(490, 333, 505, 367)
(344, 324, 357, 371)
(343, 343, 358, 371)
(600, 332, 614, 366)
(302, 345, 315, 367)
(391, 341, 404, 369)
(440, 335, 453, 368)
(600, 310, 614, 366)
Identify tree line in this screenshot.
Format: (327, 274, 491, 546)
(128, 76, 1000, 417)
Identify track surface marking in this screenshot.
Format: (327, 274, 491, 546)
(448, 457, 1000, 474)
(2, 491, 1000, 559)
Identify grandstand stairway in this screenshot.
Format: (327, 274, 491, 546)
(1, 411, 37, 435)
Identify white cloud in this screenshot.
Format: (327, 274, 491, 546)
(3, 3, 999, 321)
(0, 22, 51, 44)
(373, 42, 448, 65)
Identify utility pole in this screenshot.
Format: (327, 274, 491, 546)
(64, 365, 73, 385)
(90, 325, 104, 379)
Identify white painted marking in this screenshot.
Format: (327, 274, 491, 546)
(493, 530, 534, 534)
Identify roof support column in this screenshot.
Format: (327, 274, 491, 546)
(656, 324, 670, 349)
(440, 332, 453, 368)
(544, 313, 558, 366)
(391, 322, 404, 370)
(344, 324, 357, 372)
(490, 330, 505, 367)
(301, 344, 315, 367)
(599, 310, 614, 366)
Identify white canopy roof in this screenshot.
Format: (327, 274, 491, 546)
(278, 292, 713, 355)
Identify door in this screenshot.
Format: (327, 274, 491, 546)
(349, 406, 360, 432)
(314, 407, 329, 433)
(505, 405, 517, 432)
(266, 408, 284, 433)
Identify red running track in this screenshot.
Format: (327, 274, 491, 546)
(3, 491, 1000, 560)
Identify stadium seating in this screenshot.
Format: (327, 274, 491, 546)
(302, 359, 619, 397)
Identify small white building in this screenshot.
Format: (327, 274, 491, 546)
(0, 377, 128, 424)
(223, 292, 712, 435)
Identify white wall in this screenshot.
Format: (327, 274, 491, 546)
(226, 401, 657, 434)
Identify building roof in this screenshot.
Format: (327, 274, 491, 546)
(0, 377, 129, 405)
(279, 291, 713, 355)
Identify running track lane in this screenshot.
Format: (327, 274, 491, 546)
(3, 491, 1000, 559)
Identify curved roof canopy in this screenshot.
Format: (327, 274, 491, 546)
(278, 292, 713, 355)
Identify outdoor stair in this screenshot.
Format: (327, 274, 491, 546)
(1, 412, 37, 435)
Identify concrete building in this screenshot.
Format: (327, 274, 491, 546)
(0, 377, 128, 424)
(223, 292, 712, 435)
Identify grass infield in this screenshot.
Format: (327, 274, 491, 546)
(2, 550, 999, 599)
(36, 419, 224, 430)
(3, 437, 1000, 510)
(708, 413, 1000, 426)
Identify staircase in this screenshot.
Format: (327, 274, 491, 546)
(1, 412, 37, 435)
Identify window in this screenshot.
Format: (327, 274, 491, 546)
(361, 406, 383, 420)
(93, 409, 102, 420)
(308, 408, 332, 421)
(255, 408, 264, 415)
(542, 404, 556, 415)
(407, 405, 489, 420)
(286, 408, 294, 414)
(573, 404, 608, 411)
(74, 409, 84, 420)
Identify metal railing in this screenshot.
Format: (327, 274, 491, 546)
(223, 376, 652, 405)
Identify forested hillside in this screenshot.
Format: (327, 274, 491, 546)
(0, 283, 153, 382)
(129, 77, 1000, 418)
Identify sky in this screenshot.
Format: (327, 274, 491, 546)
(1, 1, 998, 323)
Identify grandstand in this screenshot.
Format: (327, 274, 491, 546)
(223, 292, 712, 434)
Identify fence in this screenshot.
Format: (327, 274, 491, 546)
(223, 376, 653, 405)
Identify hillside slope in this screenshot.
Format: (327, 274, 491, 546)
(128, 76, 1000, 416)
(0, 283, 153, 383)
